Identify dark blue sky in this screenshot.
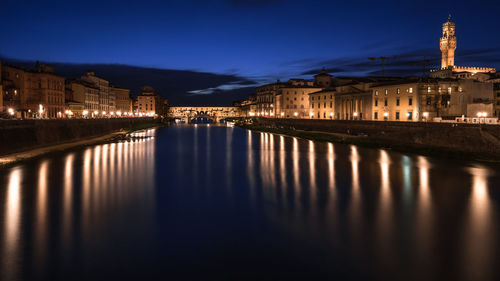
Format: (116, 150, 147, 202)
(2, 0, 500, 96)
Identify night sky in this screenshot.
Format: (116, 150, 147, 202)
(1, 0, 499, 104)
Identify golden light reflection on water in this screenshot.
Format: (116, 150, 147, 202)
(308, 141, 316, 207)
(292, 137, 300, 210)
(35, 161, 49, 273)
(62, 154, 74, 250)
(377, 150, 392, 248)
(2, 168, 22, 281)
(328, 143, 335, 190)
(464, 166, 495, 280)
(279, 135, 287, 206)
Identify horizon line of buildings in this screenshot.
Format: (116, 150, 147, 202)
(0, 62, 168, 119)
(234, 18, 500, 124)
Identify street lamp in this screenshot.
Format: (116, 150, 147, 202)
(39, 104, 44, 118)
(353, 112, 358, 120)
(383, 112, 389, 121)
(294, 112, 298, 117)
(8, 108, 15, 116)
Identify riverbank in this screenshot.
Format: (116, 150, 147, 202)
(0, 120, 165, 167)
(238, 119, 500, 163)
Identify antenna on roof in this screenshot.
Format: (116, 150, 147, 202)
(368, 56, 389, 77)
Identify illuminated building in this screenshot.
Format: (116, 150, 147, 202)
(371, 78, 494, 121)
(111, 87, 133, 114)
(80, 71, 112, 113)
(431, 16, 496, 79)
(255, 81, 286, 118)
(65, 79, 100, 116)
(275, 79, 323, 118)
(137, 86, 168, 117)
(1, 63, 65, 118)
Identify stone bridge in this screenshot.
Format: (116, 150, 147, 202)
(168, 106, 243, 123)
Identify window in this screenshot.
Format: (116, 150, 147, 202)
(396, 98, 400, 106)
(312, 97, 314, 100)
(324, 96, 326, 100)
(407, 112, 413, 120)
(426, 97, 432, 105)
(397, 88, 400, 94)
(427, 86, 431, 93)
(375, 99, 378, 106)
(385, 89, 388, 95)
(375, 90, 379, 96)
(374, 112, 378, 120)
(448, 87, 452, 94)
(312, 103, 314, 108)
(409, 97, 413, 106)
(409, 87, 413, 93)
(330, 102, 333, 108)
(396, 112, 400, 120)
(384, 98, 388, 106)
(324, 102, 326, 108)
(324, 112, 326, 118)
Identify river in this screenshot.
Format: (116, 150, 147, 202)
(0, 125, 499, 281)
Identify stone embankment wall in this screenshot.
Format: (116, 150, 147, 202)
(0, 118, 160, 156)
(253, 118, 500, 158)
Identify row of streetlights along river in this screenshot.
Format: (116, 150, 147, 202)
(6, 104, 157, 119)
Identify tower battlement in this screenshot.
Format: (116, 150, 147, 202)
(440, 16, 456, 68)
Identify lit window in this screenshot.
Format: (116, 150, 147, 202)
(397, 88, 400, 94)
(409, 87, 413, 93)
(427, 86, 431, 93)
(385, 89, 388, 95)
(375, 90, 379, 96)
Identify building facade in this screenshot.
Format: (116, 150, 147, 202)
(371, 79, 494, 121)
(334, 82, 373, 120)
(81, 71, 111, 113)
(66, 80, 100, 116)
(309, 90, 335, 119)
(1, 63, 65, 118)
(275, 79, 322, 118)
(255, 81, 286, 117)
(111, 87, 132, 114)
(137, 86, 168, 117)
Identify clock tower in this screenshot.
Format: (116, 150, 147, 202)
(440, 15, 456, 68)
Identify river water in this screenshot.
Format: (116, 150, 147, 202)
(0, 125, 499, 281)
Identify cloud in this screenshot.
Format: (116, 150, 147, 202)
(188, 80, 259, 95)
(295, 47, 500, 77)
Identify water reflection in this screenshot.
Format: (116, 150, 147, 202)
(0, 126, 499, 281)
(464, 166, 495, 280)
(2, 168, 22, 281)
(35, 161, 49, 274)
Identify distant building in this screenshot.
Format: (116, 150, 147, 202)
(66, 79, 100, 117)
(1, 62, 65, 118)
(81, 71, 112, 113)
(275, 79, 322, 118)
(255, 81, 286, 117)
(111, 87, 132, 115)
(371, 78, 494, 121)
(334, 81, 374, 120)
(309, 90, 335, 119)
(136, 86, 168, 117)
